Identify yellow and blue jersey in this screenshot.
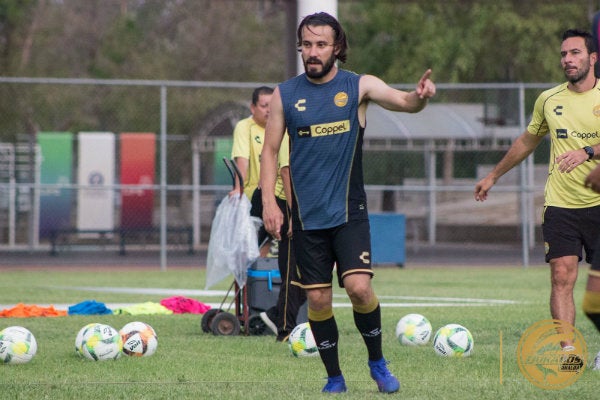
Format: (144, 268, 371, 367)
(279, 69, 368, 230)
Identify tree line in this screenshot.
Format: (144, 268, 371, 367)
(0, 0, 595, 140)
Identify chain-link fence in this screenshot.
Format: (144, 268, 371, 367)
(0, 77, 555, 268)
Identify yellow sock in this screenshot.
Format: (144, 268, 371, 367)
(353, 294, 379, 314)
(583, 290, 600, 314)
(308, 306, 333, 322)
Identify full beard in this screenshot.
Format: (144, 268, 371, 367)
(304, 53, 336, 79)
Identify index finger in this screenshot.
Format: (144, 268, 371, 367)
(419, 69, 432, 83)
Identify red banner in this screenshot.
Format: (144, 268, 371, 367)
(120, 133, 156, 229)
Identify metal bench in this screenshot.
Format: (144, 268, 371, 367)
(49, 227, 194, 255)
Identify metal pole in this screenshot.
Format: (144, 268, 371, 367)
(192, 142, 201, 247)
(427, 145, 437, 244)
(518, 83, 529, 268)
(160, 86, 167, 271)
(9, 178, 15, 246)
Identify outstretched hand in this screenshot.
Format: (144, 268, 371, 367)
(474, 175, 495, 202)
(416, 69, 436, 99)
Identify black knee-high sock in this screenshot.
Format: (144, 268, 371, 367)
(309, 316, 341, 377)
(586, 312, 600, 331)
(583, 290, 600, 332)
(353, 304, 383, 361)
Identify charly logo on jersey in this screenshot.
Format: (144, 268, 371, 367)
(556, 128, 568, 139)
(553, 105, 563, 116)
(334, 92, 348, 107)
(295, 99, 306, 112)
(254, 135, 262, 144)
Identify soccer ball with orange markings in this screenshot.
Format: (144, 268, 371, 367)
(119, 321, 158, 357)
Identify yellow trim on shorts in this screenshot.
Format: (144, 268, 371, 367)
(291, 280, 332, 290)
(340, 269, 375, 280)
(291, 268, 374, 290)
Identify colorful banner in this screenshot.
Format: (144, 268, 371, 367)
(120, 133, 156, 229)
(77, 132, 115, 233)
(214, 138, 233, 185)
(38, 132, 73, 238)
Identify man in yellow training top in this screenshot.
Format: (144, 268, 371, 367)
(475, 29, 600, 352)
(231, 86, 305, 342)
(230, 86, 286, 252)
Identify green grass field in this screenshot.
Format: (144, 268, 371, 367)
(0, 265, 598, 399)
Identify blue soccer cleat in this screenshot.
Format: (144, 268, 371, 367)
(368, 358, 400, 393)
(322, 375, 347, 393)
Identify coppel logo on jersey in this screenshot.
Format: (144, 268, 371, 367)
(297, 120, 351, 138)
(556, 128, 568, 139)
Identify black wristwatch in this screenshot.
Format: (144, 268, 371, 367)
(583, 146, 594, 161)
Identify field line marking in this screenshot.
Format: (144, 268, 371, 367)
(46, 286, 520, 305)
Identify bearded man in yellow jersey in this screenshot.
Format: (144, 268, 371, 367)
(475, 29, 600, 351)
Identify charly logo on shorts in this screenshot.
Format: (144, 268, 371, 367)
(516, 319, 586, 390)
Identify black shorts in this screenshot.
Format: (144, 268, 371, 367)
(592, 234, 600, 273)
(292, 219, 374, 289)
(542, 205, 600, 264)
(591, 228, 600, 273)
(250, 187, 287, 245)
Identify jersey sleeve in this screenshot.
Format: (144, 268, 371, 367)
(277, 131, 290, 170)
(527, 92, 550, 137)
(231, 117, 251, 159)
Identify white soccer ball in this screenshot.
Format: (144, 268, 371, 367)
(395, 313, 432, 346)
(288, 322, 319, 358)
(78, 323, 122, 361)
(433, 323, 474, 357)
(75, 323, 97, 357)
(0, 326, 38, 364)
(119, 321, 158, 357)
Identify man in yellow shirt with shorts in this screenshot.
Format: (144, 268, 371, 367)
(475, 29, 600, 353)
(231, 86, 306, 341)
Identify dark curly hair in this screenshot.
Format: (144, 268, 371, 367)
(296, 12, 348, 63)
